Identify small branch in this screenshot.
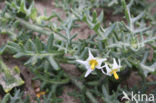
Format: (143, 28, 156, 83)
(134, 27, 151, 34)
(0, 29, 17, 40)
(132, 12, 144, 22)
(127, 0, 134, 8)
(108, 42, 130, 48)
(16, 17, 66, 40)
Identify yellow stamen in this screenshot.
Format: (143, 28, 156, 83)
(36, 91, 46, 98)
(113, 71, 119, 80)
(110, 69, 119, 80)
(91, 62, 96, 70)
(89, 59, 98, 70)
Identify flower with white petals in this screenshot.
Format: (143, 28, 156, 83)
(76, 49, 107, 77)
(101, 58, 121, 80)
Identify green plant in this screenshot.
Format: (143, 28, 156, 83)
(0, 0, 156, 102)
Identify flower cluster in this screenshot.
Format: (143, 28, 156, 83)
(76, 49, 121, 80)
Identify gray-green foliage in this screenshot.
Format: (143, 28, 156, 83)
(0, 57, 24, 93)
(0, 89, 52, 103)
(6, 34, 62, 70)
(0, 0, 156, 102)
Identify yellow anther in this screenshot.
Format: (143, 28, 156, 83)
(91, 63, 95, 70)
(89, 59, 98, 70)
(113, 71, 119, 80)
(36, 91, 46, 98)
(110, 69, 119, 80)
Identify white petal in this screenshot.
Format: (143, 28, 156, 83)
(113, 58, 118, 68)
(112, 58, 121, 70)
(85, 63, 91, 70)
(76, 60, 87, 65)
(100, 66, 107, 74)
(76, 60, 89, 69)
(87, 49, 94, 60)
(85, 69, 93, 77)
(118, 59, 121, 71)
(101, 68, 106, 74)
(97, 65, 105, 69)
(105, 64, 112, 76)
(96, 58, 107, 69)
(98, 65, 112, 76)
(112, 58, 119, 69)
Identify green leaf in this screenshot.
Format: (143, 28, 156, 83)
(0, 58, 24, 93)
(7, 41, 21, 52)
(48, 56, 60, 70)
(93, 22, 100, 32)
(82, 14, 87, 22)
(98, 11, 104, 23)
(92, 10, 97, 23)
(70, 34, 78, 40)
(36, 16, 48, 24)
(103, 23, 116, 38)
(13, 52, 25, 58)
(19, 0, 26, 14)
(102, 85, 120, 103)
(1, 93, 10, 103)
(30, 7, 37, 20)
(121, 0, 131, 23)
(28, 39, 38, 53)
(30, 1, 37, 20)
(140, 62, 156, 77)
(0, 45, 6, 55)
(34, 37, 44, 52)
(47, 34, 54, 52)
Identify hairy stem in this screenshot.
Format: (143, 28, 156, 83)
(16, 17, 66, 40)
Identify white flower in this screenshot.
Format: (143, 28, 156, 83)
(101, 58, 121, 80)
(76, 49, 107, 77)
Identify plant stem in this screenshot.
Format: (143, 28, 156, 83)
(0, 11, 67, 40)
(16, 17, 66, 40)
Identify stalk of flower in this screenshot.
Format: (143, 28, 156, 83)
(76, 49, 107, 77)
(100, 58, 121, 80)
